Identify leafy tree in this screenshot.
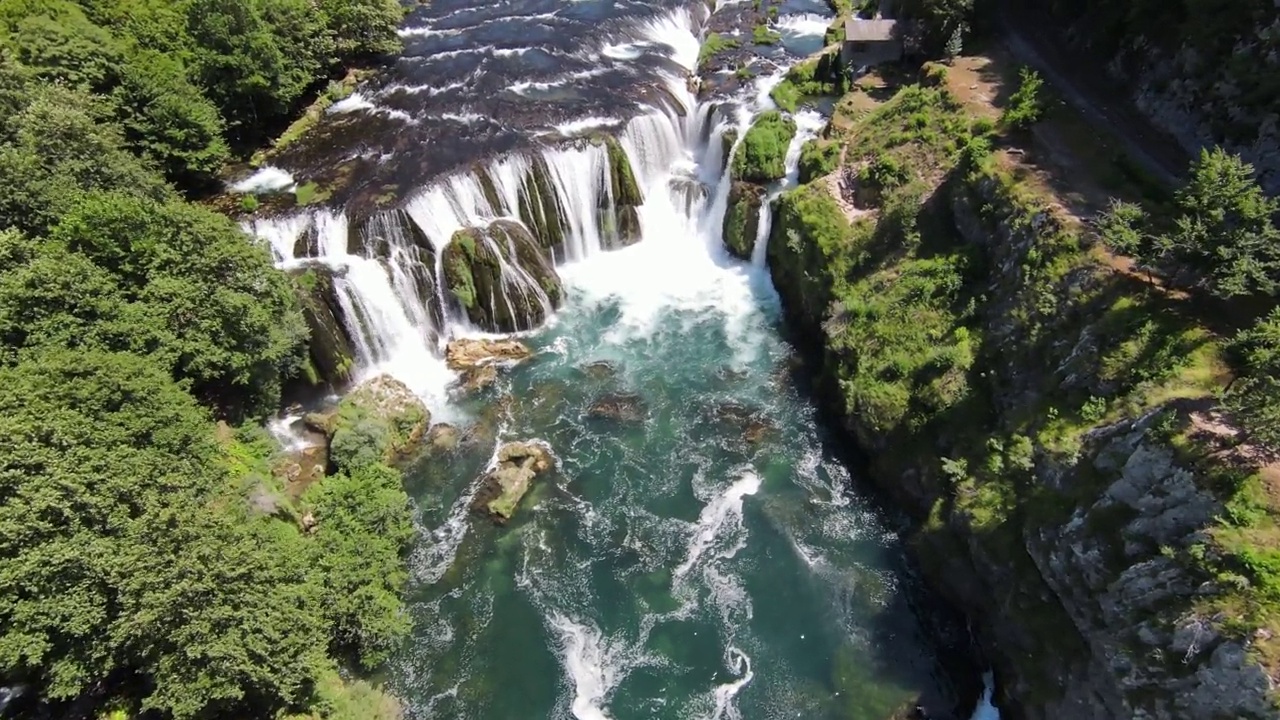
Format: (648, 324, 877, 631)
(184, 0, 330, 143)
(944, 23, 965, 63)
(117, 506, 329, 718)
(1225, 308, 1280, 447)
(304, 463, 414, 668)
(1160, 148, 1280, 298)
(901, 0, 973, 53)
(319, 0, 404, 57)
(0, 84, 166, 234)
(0, 349, 221, 700)
(112, 48, 229, 186)
(0, 230, 159, 364)
(0, 2, 123, 91)
(1001, 67, 1044, 130)
(0, 349, 336, 718)
(50, 192, 307, 417)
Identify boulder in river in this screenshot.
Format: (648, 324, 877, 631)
(327, 374, 429, 472)
(471, 441, 555, 523)
(446, 337, 533, 370)
(442, 221, 563, 333)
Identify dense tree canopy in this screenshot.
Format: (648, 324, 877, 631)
(0, 0, 405, 182)
(0, 3, 416, 717)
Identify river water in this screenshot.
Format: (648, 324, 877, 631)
(246, 1, 1002, 717)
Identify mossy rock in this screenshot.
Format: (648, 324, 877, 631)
(516, 157, 566, 250)
(291, 265, 357, 386)
(328, 375, 430, 473)
(732, 111, 797, 183)
(720, 129, 739, 175)
(723, 182, 765, 260)
(603, 136, 643, 207)
(442, 222, 564, 333)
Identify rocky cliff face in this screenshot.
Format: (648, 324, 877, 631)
(769, 158, 1280, 718)
(1041, 0, 1280, 193)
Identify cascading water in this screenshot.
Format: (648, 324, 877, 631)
(244, 1, 998, 717)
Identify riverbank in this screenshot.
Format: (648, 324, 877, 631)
(766, 44, 1280, 718)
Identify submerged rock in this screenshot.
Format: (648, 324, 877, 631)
(426, 423, 461, 453)
(723, 182, 765, 260)
(456, 364, 499, 394)
(581, 360, 618, 380)
(587, 392, 646, 422)
(471, 441, 555, 523)
(327, 374, 429, 472)
(445, 337, 533, 370)
(705, 401, 774, 445)
(442, 220, 563, 332)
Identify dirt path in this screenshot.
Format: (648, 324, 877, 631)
(993, 0, 1188, 189)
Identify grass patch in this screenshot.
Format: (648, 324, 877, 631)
(752, 24, 781, 45)
(698, 33, 740, 69)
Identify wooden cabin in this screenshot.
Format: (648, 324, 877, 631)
(841, 19, 902, 68)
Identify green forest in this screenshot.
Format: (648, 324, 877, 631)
(0, 0, 415, 718)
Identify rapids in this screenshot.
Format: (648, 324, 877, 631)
(248, 1, 1001, 718)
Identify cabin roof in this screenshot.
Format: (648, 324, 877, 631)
(843, 18, 897, 43)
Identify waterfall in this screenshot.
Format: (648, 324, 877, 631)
(244, 3, 807, 412)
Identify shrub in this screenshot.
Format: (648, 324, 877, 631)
(1001, 67, 1044, 130)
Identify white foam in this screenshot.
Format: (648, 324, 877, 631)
(601, 41, 646, 60)
(265, 414, 316, 453)
(555, 116, 624, 137)
(328, 91, 374, 114)
(706, 647, 754, 720)
(674, 470, 761, 578)
(548, 614, 621, 720)
(775, 12, 830, 55)
(230, 166, 294, 194)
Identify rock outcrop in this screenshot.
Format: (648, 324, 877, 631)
(471, 441, 555, 522)
(445, 337, 533, 392)
(326, 374, 429, 473)
(442, 221, 563, 332)
(517, 156, 566, 250)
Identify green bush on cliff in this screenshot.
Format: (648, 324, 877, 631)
(733, 110, 797, 183)
(798, 139, 840, 183)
